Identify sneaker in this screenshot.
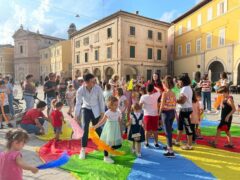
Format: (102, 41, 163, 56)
(162, 146, 168, 151)
(79, 149, 86, 159)
(7, 123, 14, 128)
(163, 152, 175, 158)
(181, 145, 194, 150)
(154, 143, 160, 148)
(145, 143, 149, 148)
(224, 144, 234, 148)
(136, 153, 142, 158)
(131, 148, 136, 154)
(104, 156, 114, 164)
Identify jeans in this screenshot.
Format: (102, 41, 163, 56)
(202, 91, 211, 111)
(46, 97, 56, 109)
(8, 94, 14, 116)
(20, 118, 45, 134)
(24, 95, 34, 111)
(81, 108, 102, 147)
(161, 110, 175, 147)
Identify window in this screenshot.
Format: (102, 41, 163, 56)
(57, 49, 60, 56)
(147, 48, 153, 59)
(207, 7, 213, 21)
(84, 52, 88, 62)
(147, 70, 152, 80)
(219, 28, 225, 46)
(178, 25, 182, 35)
(95, 50, 99, 61)
(148, 30, 153, 39)
(157, 49, 162, 60)
(206, 34, 212, 49)
(45, 53, 48, 59)
(107, 28, 112, 38)
(76, 54, 80, 64)
(177, 45, 182, 57)
(157, 32, 162, 41)
(107, 47, 112, 59)
(94, 33, 99, 43)
(75, 40, 80, 48)
(130, 46, 135, 58)
(196, 38, 201, 53)
(83, 37, 89, 46)
(217, 0, 227, 16)
(197, 14, 202, 26)
(130, 26, 135, 36)
(20, 45, 23, 54)
(187, 20, 191, 31)
(186, 43, 191, 55)
(156, 70, 161, 77)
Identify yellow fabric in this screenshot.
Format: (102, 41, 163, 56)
(127, 79, 134, 91)
(158, 135, 240, 179)
(37, 122, 72, 141)
(89, 128, 125, 156)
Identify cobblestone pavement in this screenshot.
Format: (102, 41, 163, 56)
(0, 86, 239, 179)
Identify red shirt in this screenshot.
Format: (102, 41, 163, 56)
(51, 110, 63, 127)
(21, 109, 44, 125)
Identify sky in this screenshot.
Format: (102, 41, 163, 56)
(0, 0, 203, 44)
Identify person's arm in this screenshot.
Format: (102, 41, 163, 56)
(177, 93, 187, 104)
(225, 98, 236, 122)
(159, 92, 166, 114)
(98, 87, 105, 116)
(61, 113, 66, 124)
(118, 115, 122, 135)
(75, 88, 83, 120)
(34, 118, 44, 133)
(93, 114, 108, 129)
(123, 99, 128, 113)
(16, 156, 38, 173)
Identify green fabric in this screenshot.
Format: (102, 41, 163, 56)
(172, 86, 180, 98)
(61, 141, 136, 180)
(200, 125, 240, 137)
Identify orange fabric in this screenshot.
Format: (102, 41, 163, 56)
(0, 93, 9, 123)
(213, 94, 224, 109)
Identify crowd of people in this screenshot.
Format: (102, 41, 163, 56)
(0, 71, 237, 179)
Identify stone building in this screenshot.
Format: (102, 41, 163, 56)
(12, 25, 64, 82)
(0, 44, 14, 77)
(39, 47, 51, 81)
(71, 10, 170, 82)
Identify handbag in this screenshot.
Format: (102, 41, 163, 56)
(132, 133, 141, 141)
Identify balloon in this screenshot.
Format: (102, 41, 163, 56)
(37, 152, 70, 169)
(89, 128, 125, 156)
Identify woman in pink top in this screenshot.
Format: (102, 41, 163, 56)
(0, 129, 38, 180)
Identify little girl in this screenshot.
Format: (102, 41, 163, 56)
(65, 85, 76, 118)
(50, 101, 65, 140)
(94, 96, 122, 164)
(0, 129, 38, 180)
(127, 103, 145, 157)
(209, 86, 236, 148)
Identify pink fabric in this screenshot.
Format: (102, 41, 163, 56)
(67, 114, 84, 139)
(0, 151, 22, 180)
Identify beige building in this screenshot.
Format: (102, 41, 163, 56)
(12, 25, 64, 82)
(39, 47, 51, 81)
(49, 40, 72, 78)
(0, 44, 14, 77)
(71, 10, 170, 82)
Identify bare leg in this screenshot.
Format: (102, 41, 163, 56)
(176, 130, 183, 142)
(135, 142, 141, 154)
(153, 131, 158, 144)
(214, 129, 221, 144)
(132, 141, 135, 150)
(226, 131, 233, 145)
(187, 135, 192, 146)
(145, 131, 150, 144)
(55, 132, 60, 140)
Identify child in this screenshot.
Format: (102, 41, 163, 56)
(0, 80, 13, 128)
(0, 129, 38, 180)
(127, 103, 145, 157)
(195, 91, 204, 139)
(65, 85, 76, 118)
(209, 86, 236, 148)
(159, 75, 176, 157)
(93, 96, 122, 164)
(50, 101, 65, 140)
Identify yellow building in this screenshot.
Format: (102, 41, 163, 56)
(171, 0, 240, 84)
(49, 40, 72, 78)
(39, 47, 51, 81)
(0, 44, 14, 77)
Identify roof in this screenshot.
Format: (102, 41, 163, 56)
(172, 0, 212, 23)
(71, 10, 171, 38)
(0, 44, 14, 48)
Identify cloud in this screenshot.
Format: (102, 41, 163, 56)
(195, 0, 203, 5)
(159, 10, 178, 22)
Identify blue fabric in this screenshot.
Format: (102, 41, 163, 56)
(128, 140, 215, 180)
(172, 119, 219, 130)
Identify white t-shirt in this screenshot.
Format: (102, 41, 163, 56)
(139, 92, 160, 116)
(118, 95, 127, 112)
(179, 86, 192, 109)
(105, 109, 121, 122)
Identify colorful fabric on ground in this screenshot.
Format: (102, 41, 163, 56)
(67, 115, 84, 140)
(38, 139, 97, 162)
(200, 125, 240, 137)
(89, 128, 125, 156)
(61, 141, 135, 180)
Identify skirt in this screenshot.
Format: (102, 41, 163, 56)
(100, 120, 122, 146)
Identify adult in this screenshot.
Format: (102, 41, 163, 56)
(4, 76, 14, 117)
(75, 73, 105, 159)
(219, 72, 229, 87)
(20, 101, 48, 135)
(44, 73, 57, 115)
(22, 74, 36, 111)
(56, 75, 61, 86)
(109, 74, 120, 90)
(175, 73, 193, 150)
(73, 75, 80, 91)
(58, 77, 68, 103)
(151, 72, 164, 92)
(44, 76, 49, 100)
(199, 74, 212, 112)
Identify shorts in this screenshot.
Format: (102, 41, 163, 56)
(0, 105, 10, 115)
(144, 115, 159, 131)
(178, 111, 193, 135)
(54, 126, 62, 134)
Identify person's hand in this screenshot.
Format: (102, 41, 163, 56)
(225, 116, 230, 122)
(31, 167, 39, 174)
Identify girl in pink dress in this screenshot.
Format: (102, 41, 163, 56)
(0, 129, 38, 180)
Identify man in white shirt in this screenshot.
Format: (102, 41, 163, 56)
(75, 73, 105, 159)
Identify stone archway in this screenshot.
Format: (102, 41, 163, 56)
(124, 66, 138, 82)
(93, 68, 101, 81)
(105, 67, 114, 81)
(83, 69, 90, 75)
(208, 61, 224, 82)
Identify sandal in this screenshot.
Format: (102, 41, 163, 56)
(181, 145, 194, 150)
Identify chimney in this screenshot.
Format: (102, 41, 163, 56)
(135, 11, 139, 15)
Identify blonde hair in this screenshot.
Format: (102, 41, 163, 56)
(107, 96, 118, 109)
(132, 103, 141, 112)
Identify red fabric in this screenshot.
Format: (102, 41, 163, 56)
(144, 115, 159, 131)
(51, 110, 63, 127)
(218, 125, 229, 133)
(38, 139, 97, 162)
(21, 109, 44, 125)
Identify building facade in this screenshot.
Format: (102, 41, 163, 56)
(171, 0, 240, 84)
(0, 44, 14, 77)
(12, 25, 64, 82)
(39, 47, 51, 81)
(71, 11, 170, 82)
